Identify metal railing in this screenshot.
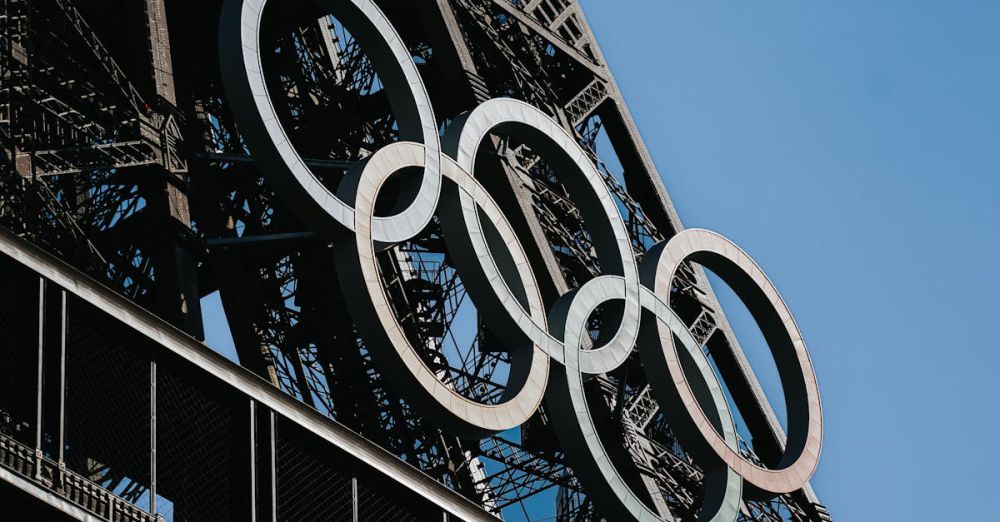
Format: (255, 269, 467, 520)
(0, 226, 495, 521)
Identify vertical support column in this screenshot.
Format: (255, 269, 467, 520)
(11, 0, 34, 179)
(0, 0, 13, 176)
(351, 474, 358, 522)
(33, 277, 43, 479)
(144, 0, 176, 107)
(269, 410, 277, 522)
(150, 360, 157, 514)
(143, 0, 203, 339)
(249, 400, 257, 522)
(252, 405, 277, 522)
(32, 278, 65, 480)
(56, 287, 65, 486)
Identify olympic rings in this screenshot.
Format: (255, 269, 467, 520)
(219, 1, 823, 518)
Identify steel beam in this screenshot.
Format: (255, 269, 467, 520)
(487, 0, 606, 78)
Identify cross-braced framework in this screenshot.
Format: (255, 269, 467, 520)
(0, 1, 833, 520)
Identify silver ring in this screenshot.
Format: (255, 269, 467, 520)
(219, 0, 442, 243)
(639, 229, 823, 495)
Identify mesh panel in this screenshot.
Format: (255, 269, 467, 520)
(0, 257, 37, 445)
(156, 361, 239, 522)
(276, 419, 353, 522)
(356, 464, 440, 521)
(64, 298, 151, 508)
(0, 254, 462, 520)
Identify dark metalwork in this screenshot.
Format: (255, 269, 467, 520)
(0, 1, 832, 520)
(0, 226, 493, 521)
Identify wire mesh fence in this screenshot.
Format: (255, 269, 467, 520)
(276, 419, 353, 521)
(0, 239, 470, 521)
(156, 356, 245, 522)
(0, 256, 38, 446)
(274, 415, 445, 521)
(356, 470, 439, 522)
(65, 297, 152, 510)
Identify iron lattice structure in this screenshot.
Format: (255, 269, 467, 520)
(0, 0, 833, 520)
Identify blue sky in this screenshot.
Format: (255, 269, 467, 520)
(576, 0, 1000, 520)
(202, 2, 1000, 520)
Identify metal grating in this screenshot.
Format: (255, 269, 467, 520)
(156, 359, 241, 522)
(356, 464, 440, 522)
(0, 231, 483, 520)
(64, 298, 152, 509)
(276, 419, 353, 522)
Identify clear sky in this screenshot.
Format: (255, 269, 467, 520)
(576, 0, 1000, 520)
(201, 2, 1000, 520)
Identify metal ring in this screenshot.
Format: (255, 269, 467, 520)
(639, 229, 823, 495)
(219, 0, 442, 243)
(441, 98, 641, 374)
(546, 280, 743, 521)
(220, 2, 824, 505)
(334, 141, 549, 438)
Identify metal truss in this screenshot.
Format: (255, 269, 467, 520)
(0, 0, 833, 520)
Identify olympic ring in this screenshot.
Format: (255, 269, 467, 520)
(219, 0, 442, 244)
(219, 1, 823, 518)
(548, 280, 743, 521)
(639, 230, 823, 495)
(440, 99, 641, 374)
(334, 141, 550, 438)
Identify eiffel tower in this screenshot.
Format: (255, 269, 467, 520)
(0, 0, 832, 520)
